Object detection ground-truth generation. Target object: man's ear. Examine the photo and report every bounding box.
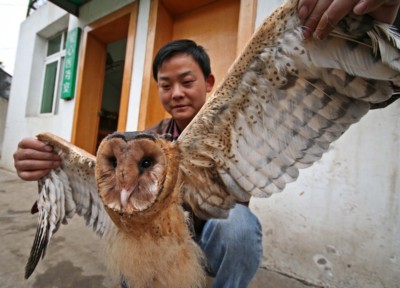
[205,74,215,92]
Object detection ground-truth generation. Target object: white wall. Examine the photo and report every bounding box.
[0,3,75,171]
[252,1,400,287]
[125,0,151,132]
[251,101,400,287]
[256,0,283,27]
[0,97,8,156]
[0,0,140,171]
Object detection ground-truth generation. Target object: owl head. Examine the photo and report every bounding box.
[95,132,180,230]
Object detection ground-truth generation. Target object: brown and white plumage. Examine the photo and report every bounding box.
[25,133,112,278]
[27,132,206,287]
[96,132,205,287]
[178,1,400,218]
[25,0,400,286]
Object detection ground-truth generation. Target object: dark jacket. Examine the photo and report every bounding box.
[145,118,175,136]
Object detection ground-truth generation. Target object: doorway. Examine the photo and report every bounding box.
[138,0,257,130]
[97,39,127,147]
[71,3,137,154]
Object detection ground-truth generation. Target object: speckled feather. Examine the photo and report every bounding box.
[27,132,206,287]
[25,133,113,279]
[178,0,400,219]
[26,0,400,284]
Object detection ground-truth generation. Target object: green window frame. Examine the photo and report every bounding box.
[40,31,67,114]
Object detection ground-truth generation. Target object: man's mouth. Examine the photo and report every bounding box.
[172,105,189,109]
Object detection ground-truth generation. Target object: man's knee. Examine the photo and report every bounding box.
[210,204,263,254]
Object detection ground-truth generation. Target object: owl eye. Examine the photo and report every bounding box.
[139,157,153,172]
[109,156,118,168]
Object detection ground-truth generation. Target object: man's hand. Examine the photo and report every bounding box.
[13,137,61,181]
[298,0,400,39]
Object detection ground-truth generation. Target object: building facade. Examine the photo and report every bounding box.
[0,67,11,157]
[1,1,399,287]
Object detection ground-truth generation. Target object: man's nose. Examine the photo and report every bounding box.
[171,84,184,99]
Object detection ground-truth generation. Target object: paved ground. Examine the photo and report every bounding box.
[0,167,313,288]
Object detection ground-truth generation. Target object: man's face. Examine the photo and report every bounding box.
[157,53,214,130]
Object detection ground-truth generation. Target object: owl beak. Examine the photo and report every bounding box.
[120,187,134,208]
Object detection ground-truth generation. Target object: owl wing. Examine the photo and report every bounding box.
[177,0,400,219]
[25,132,113,279]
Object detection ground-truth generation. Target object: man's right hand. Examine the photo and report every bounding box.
[13,137,61,181]
[299,0,400,39]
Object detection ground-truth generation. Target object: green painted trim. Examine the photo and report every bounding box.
[61,28,82,100]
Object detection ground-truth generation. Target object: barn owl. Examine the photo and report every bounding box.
[25,0,400,286]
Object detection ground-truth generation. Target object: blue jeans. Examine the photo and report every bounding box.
[196,204,263,288]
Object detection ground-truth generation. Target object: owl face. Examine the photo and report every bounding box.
[95,132,169,214]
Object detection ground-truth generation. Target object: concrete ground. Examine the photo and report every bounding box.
[0,168,313,288]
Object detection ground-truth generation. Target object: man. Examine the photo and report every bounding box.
[15,39,264,287]
[144,39,263,287]
[15,0,400,180]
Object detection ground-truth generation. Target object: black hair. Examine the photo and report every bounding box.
[152,39,211,81]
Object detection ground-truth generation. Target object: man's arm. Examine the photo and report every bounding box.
[298,0,400,39]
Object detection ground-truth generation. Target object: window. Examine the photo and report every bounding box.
[40,31,67,114]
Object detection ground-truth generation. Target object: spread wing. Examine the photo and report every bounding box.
[177,0,400,219]
[25,132,113,279]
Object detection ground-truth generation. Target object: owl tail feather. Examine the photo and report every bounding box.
[25,180,50,279]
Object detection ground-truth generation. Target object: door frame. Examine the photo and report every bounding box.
[71,2,138,154]
[137,0,257,130]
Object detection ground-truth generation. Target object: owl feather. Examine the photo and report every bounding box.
[178,0,400,219]
[25,0,400,286]
[24,133,111,279]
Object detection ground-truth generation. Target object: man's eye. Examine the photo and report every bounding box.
[183,80,194,86]
[159,84,170,90]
